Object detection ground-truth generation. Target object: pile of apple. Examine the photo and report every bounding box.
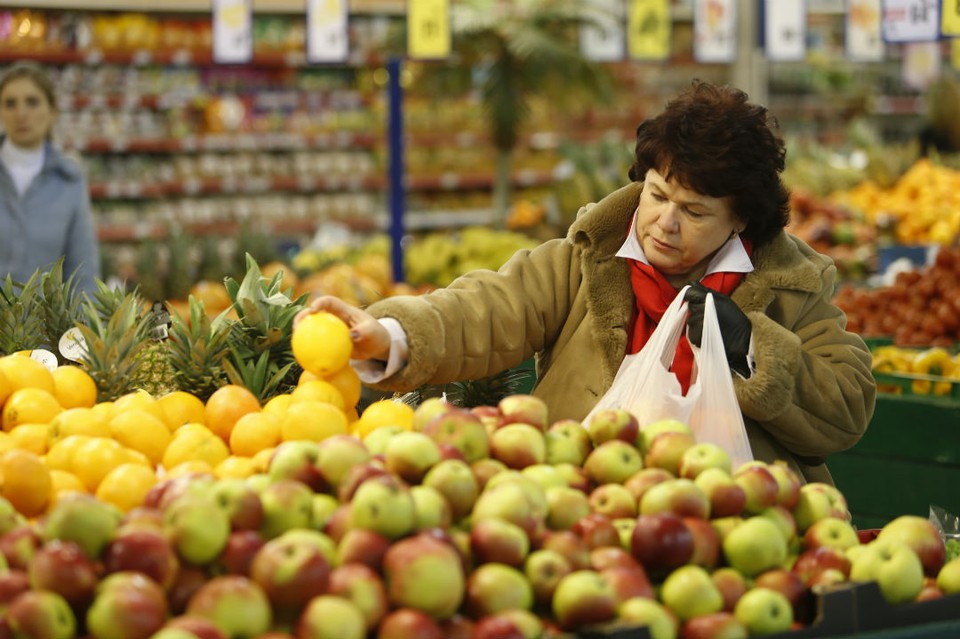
[2,394,960,639]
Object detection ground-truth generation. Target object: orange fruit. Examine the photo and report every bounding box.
[290,379,346,411]
[2,387,62,432]
[214,456,259,479]
[263,394,293,416]
[228,411,282,457]
[48,408,110,443]
[50,366,98,409]
[48,469,87,505]
[204,385,261,442]
[324,365,362,410]
[0,355,56,395]
[279,400,348,443]
[112,390,165,423]
[7,423,49,455]
[0,449,52,517]
[71,438,130,492]
[157,391,206,431]
[354,399,415,438]
[162,428,230,470]
[291,312,353,376]
[96,463,157,512]
[109,409,172,466]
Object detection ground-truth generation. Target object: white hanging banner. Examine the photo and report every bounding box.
[581,0,626,62]
[308,0,349,63]
[881,0,940,42]
[212,0,252,64]
[694,0,737,63]
[902,40,942,89]
[763,0,806,61]
[628,0,671,61]
[847,0,885,61]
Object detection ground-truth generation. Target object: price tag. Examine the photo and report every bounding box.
[847,0,885,61]
[580,0,626,62]
[307,0,349,63]
[408,0,451,60]
[628,0,671,61]
[59,328,88,363]
[694,0,737,63]
[30,349,59,371]
[901,40,941,89]
[881,0,940,42]
[213,0,253,63]
[943,0,960,35]
[763,0,805,61]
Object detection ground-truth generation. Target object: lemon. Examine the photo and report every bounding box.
[279,400,348,443]
[291,312,352,376]
[96,463,157,512]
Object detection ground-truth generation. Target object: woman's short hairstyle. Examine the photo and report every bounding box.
[628,80,790,248]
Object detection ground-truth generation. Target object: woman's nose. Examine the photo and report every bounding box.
[658,203,680,232]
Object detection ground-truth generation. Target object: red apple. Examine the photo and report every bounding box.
[0,569,30,609]
[385,431,443,484]
[630,513,694,574]
[328,563,389,631]
[585,408,639,446]
[589,546,641,572]
[471,458,509,491]
[85,572,169,639]
[601,565,654,602]
[103,528,179,589]
[383,532,465,620]
[733,464,779,515]
[572,513,621,550]
[376,608,445,639]
[6,590,76,639]
[1,526,42,570]
[791,546,852,585]
[539,530,591,570]
[684,516,721,568]
[441,614,475,639]
[875,515,947,577]
[210,478,264,531]
[214,529,266,576]
[497,395,549,431]
[766,461,802,510]
[551,569,618,630]
[523,549,572,607]
[802,516,859,552]
[754,568,813,623]
[489,424,547,469]
[588,484,638,519]
[163,615,229,639]
[421,409,491,464]
[644,431,697,476]
[336,528,391,572]
[266,440,325,491]
[249,533,331,617]
[624,467,675,504]
[640,478,710,519]
[693,468,746,518]
[28,540,100,607]
[337,461,390,502]
[711,567,749,612]
[470,518,530,567]
[167,566,207,615]
[680,611,749,639]
[185,576,272,639]
[465,563,533,618]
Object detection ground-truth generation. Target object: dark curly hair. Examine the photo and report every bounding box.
[628,80,790,248]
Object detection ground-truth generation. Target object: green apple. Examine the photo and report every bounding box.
[589,483,638,520]
[249,533,332,617]
[258,479,315,540]
[936,557,960,594]
[420,409,490,463]
[849,539,924,604]
[266,440,324,491]
[644,431,697,477]
[733,587,794,636]
[585,408,640,447]
[617,597,678,639]
[186,575,272,638]
[466,562,534,618]
[722,517,788,577]
[422,458,479,521]
[638,418,691,453]
[350,475,417,540]
[524,548,573,606]
[551,569,618,630]
[545,430,588,466]
[278,529,338,566]
[793,483,849,532]
[803,516,859,551]
[678,442,732,479]
[583,440,644,485]
[327,562,390,632]
[547,419,594,461]
[875,514,947,577]
[86,571,169,639]
[498,394,549,431]
[489,423,547,469]
[315,434,371,490]
[311,493,341,531]
[361,425,406,456]
[545,485,592,530]
[639,478,710,519]
[472,477,545,540]
[411,485,453,530]
[0,495,25,535]
[163,494,231,566]
[694,467,747,518]
[520,464,568,492]
[383,531,465,619]
[42,493,122,559]
[384,431,442,483]
[210,477,264,531]
[297,594,366,639]
[412,396,455,432]
[659,565,724,621]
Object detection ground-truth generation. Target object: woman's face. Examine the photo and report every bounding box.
[1,77,55,150]
[635,168,742,286]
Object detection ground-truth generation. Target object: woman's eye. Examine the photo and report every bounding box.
[651,193,666,202]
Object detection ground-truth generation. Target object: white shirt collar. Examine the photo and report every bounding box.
[1,138,45,196]
[615,206,754,275]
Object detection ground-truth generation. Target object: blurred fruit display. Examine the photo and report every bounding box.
[786,191,876,281]
[834,246,960,347]
[871,345,960,398]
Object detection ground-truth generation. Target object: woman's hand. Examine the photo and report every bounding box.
[683,282,752,377]
[294,296,392,362]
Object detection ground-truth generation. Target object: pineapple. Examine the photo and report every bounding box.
[221,254,307,401]
[0,271,46,356]
[38,259,88,364]
[166,296,231,402]
[77,282,175,400]
[397,368,536,409]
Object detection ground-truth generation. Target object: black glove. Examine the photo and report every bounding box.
[683,282,752,377]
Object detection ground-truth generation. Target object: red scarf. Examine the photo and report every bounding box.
[626,238,753,395]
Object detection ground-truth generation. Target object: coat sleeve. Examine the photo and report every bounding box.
[734,259,876,458]
[363,238,581,393]
[64,175,101,295]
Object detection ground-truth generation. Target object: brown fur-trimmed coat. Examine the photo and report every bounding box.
[366,182,876,483]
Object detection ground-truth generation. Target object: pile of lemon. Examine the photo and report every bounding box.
[0,311,417,520]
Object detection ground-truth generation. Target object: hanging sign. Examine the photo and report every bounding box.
[847,0,885,61]
[881,0,940,42]
[408,0,451,60]
[307,0,349,63]
[953,38,960,70]
[902,40,941,89]
[694,0,737,63]
[763,0,806,61]
[943,0,960,36]
[628,0,671,61]
[581,0,626,62]
[212,0,252,64]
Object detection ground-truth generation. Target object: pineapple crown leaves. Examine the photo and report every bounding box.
[0,270,46,355]
[223,347,294,403]
[39,259,88,359]
[398,367,537,409]
[167,295,232,397]
[221,254,307,333]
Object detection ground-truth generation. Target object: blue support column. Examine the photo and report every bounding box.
[387,57,406,284]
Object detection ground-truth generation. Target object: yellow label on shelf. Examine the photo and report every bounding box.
[943,0,960,36]
[953,38,960,70]
[628,0,670,60]
[408,0,451,60]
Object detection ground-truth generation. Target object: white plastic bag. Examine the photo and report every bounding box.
[586,286,753,468]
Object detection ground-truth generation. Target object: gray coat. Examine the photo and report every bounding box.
[366,182,876,483]
[0,137,100,294]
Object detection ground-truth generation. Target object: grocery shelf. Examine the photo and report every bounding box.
[0,48,380,68]
[5,0,404,15]
[67,132,380,155]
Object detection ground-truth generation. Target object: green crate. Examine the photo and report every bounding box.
[873,370,960,400]
[830,394,960,530]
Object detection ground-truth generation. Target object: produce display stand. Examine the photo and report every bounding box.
[829,392,960,531]
[569,584,960,639]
